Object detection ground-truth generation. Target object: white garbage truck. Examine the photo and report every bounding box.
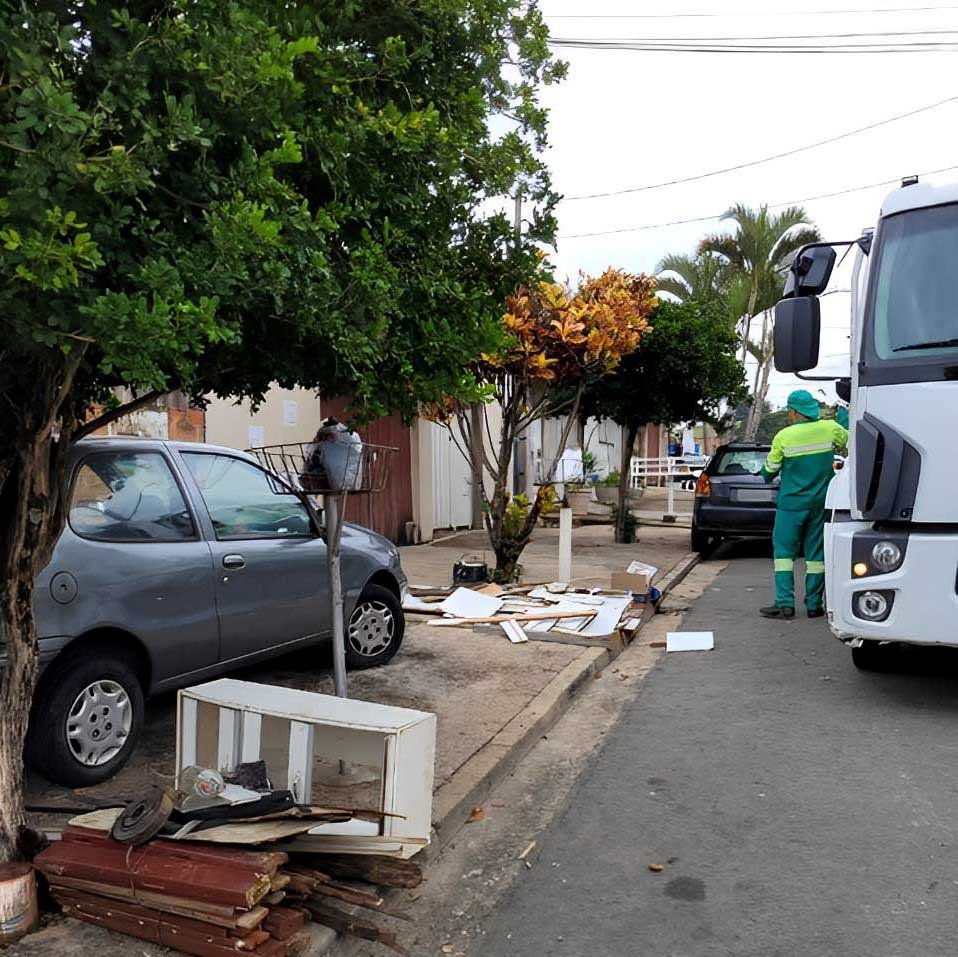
[774,175,958,670]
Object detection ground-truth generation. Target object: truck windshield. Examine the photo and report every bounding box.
[870,203,958,361]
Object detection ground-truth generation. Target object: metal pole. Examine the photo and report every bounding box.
[326,492,348,699]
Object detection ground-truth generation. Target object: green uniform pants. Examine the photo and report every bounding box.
[772,506,826,611]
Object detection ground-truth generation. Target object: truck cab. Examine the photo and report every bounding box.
[774,178,958,669]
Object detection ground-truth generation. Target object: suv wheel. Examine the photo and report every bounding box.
[691,527,716,555]
[346,584,405,670]
[28,649,145,787]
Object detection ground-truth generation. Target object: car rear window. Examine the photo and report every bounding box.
[713,449,767,476]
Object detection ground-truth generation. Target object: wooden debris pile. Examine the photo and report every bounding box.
[34,824,422,956]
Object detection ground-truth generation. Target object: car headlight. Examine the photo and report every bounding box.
[871,541,902,573]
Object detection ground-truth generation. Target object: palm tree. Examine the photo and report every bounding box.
[655,251,727,303]
[699,204,820,440]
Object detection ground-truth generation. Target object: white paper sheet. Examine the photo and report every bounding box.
[666,631,715,652]
[627,560,659,577]
[440,587,503,618]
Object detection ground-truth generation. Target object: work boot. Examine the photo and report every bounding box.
[760,605,795,619]
[807,608,825,619]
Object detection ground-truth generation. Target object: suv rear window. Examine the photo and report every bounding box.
[713,449,767,476]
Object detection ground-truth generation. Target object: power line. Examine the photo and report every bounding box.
[557,164,958,239]
[548,37,958,52]
[546,5,958,17]
[562,95,958,201]
[553,29,958,41]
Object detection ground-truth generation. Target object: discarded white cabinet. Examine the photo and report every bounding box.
[175,678,437,858]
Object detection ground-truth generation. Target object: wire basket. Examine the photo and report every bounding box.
[248,441,397,494]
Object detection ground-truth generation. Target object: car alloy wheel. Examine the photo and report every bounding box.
[347,599,396,658]
[66,679,133,767]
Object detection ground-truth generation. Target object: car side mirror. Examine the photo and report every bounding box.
[782,245,836,298]
[774,296,821,373]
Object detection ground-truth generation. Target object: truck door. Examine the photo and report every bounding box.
[178,451,330,661]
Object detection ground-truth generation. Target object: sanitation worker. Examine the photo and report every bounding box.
[759,390,848,620]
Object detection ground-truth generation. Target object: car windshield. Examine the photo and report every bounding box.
[714,449,766,476]
[871,203,958,359]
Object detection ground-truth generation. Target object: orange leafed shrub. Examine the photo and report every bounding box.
[489,268,655,383]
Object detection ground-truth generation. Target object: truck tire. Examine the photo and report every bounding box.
[690,527,716,555]
[345,584,405,670]
[28,648,145,787]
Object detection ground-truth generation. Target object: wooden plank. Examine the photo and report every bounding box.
[217,707,241,773]
[304,900,408,956]
[262,906,306,941]
[240,711,263,764]
[179,695,198,773]
[287,721,315,804]
[35,840,271,908]
[295,854,422,889]
[428,609,597,627]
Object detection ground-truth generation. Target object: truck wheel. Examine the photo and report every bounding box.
[851,641,892,672]
[346,584,405,670]
[28,649,144,787]
[690,528,715,555]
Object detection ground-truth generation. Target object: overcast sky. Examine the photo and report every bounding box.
[535,0,958,407]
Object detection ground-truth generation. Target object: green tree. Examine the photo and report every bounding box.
[655,251,728,304]
[580,299,746,542]
[699,205,819,440]
[0,0,563,859]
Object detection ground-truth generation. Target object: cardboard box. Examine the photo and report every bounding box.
[610,560,658,596]
[610,570,653,595]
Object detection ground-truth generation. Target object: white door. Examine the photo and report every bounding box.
[432,422,473,529]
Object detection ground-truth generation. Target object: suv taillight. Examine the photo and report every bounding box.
[695,473,711,497]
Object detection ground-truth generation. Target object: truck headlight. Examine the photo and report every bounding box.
[853,589,894,622]
[871,541,902,573]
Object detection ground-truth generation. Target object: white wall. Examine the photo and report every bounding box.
[204,385,323,450]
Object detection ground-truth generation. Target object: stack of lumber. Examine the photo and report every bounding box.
[34,825,305,956]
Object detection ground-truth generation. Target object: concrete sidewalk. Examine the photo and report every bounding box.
[19,523,693,956]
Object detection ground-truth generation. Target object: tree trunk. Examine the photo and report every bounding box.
[468,405,484,531]
[0,430,69,860]
[744,314,773,441]
[615,422,639,544]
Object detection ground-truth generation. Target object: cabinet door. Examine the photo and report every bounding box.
[180,451,329,661]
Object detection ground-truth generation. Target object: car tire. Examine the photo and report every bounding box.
[28,648,145,788]
[850,640,892,672]
[345,584,405,670]
[690,528,715,555]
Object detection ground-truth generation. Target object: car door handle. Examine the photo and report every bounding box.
[222,554,246,570]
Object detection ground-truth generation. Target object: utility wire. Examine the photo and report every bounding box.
[553,29,958,40]
[562,95,958,201]
[546,5,958,17]
[557,164,958,239]
[548,37,958,52]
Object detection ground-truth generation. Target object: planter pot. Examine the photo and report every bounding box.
[594,486,644,506]
[566,488,594,515]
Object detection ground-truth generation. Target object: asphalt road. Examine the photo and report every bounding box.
[478,548,958,957]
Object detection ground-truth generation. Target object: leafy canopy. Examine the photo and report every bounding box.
[0,0,565,430]
[581,298,746,432]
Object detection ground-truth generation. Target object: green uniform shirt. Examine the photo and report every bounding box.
[761,418,848,510]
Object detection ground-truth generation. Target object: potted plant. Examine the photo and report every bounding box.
[594,470,644,506]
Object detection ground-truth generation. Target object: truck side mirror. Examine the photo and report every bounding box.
[782,245,836,298]
[774,296,821,373]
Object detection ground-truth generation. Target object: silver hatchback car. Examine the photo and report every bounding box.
[27,437,407,788]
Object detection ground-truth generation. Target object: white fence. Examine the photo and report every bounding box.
[630,455,710,517]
